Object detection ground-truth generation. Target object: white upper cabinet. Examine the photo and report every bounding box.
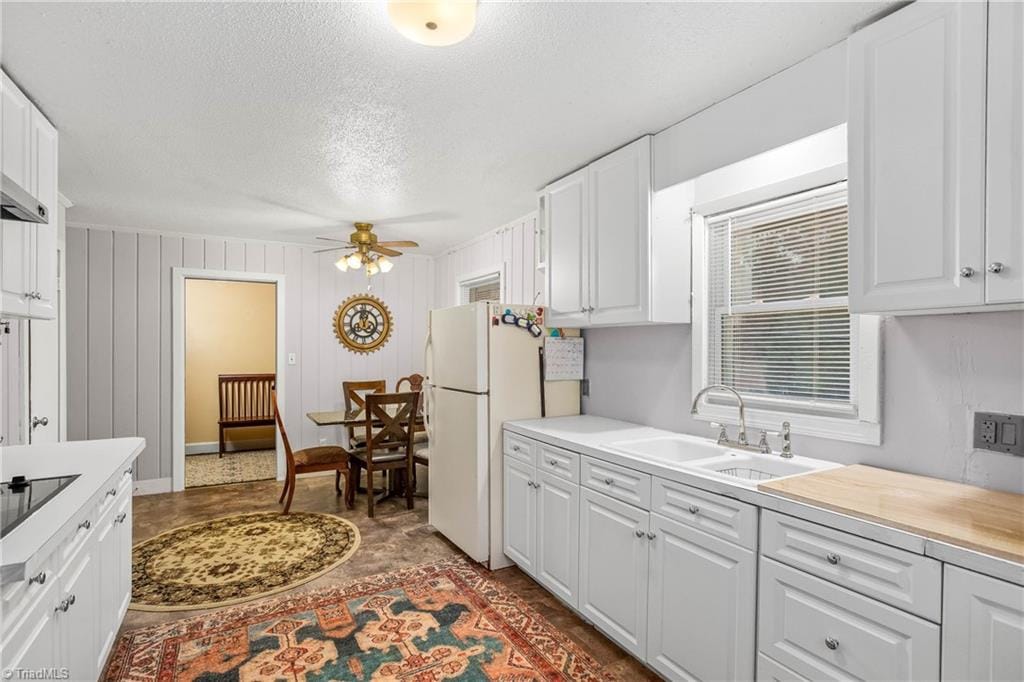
[985,1,1024,304]
[1,69,59,320]
[542,136,690,327]
[544,167,589,326]
[849,1,988,313]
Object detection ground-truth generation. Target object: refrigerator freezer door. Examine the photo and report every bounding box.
[428,387,490,562]
[427,303,488,393]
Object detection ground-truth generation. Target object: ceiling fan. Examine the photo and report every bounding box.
[314,222,419,275]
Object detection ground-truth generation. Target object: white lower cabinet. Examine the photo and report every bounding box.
[59,549,100,680]
[503,456,537,573]
[535,470,579,606]
[646,512,756,681]
[579,486,650,658]
[942,565,1024,682]
[758,557,940,681]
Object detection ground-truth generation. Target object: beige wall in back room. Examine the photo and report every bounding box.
[185,279,277,447]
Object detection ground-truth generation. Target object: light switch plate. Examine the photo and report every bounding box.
[288,352,297,365]
[973,412,1024,456]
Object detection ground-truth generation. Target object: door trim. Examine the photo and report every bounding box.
[171,268,286,492]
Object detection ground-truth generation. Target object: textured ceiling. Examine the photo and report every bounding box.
[1,2,892,254]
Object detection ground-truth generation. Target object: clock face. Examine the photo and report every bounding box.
[333,294,393,354]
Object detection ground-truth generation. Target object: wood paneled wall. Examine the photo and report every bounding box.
[434,212,540,309]
[66,225,433,483]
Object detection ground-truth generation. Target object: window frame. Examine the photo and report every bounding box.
[690,131,881,446]
[457,266,505,305]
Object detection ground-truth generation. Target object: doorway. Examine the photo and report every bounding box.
[172,269,286,492]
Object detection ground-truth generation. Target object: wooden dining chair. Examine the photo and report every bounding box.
[396,374,429,493]
[347,391,419,518]
[272,391,354,514]
[342,380,386,449]
[395,373,424,392]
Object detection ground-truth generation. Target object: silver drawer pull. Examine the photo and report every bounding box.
[547,458,558,466]
[78,519,91,531]
[826,553,841,565]
[106,488,117,497]
[115,512,127,524]
[634,528,645,537]
[124,465,133,476]
[603,477,614,485]
[646,531,656,540]
[511,445,521,452]
[30,571,46,585]
[55,598,71,613]
[688,505,700,514]
[825,637,839,650]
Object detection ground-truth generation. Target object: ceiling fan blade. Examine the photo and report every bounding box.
[375,240,419,248]
[313,246,355,254]
[371,245,402,257]
[316,236,353,244]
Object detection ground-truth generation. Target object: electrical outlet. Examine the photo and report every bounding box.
[288,352,297,365]
[974,412,1024,456]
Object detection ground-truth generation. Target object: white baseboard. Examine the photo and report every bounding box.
[133,477,172,496]
[185,439,275,455]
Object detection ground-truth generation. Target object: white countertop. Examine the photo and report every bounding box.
[1,437,145,583]
[505,415,1024,586]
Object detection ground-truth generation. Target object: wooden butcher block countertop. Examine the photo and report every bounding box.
[760,464,1024,564]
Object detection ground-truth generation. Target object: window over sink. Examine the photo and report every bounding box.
[691,127,881,445]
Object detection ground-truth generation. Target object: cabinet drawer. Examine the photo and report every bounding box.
[537,444,579,483]
[651,477,757,550]
[757,654,808,682]
[0,556,54,641]
[760,511,941,621]
[503,431,536,465]
[758,558,939,681]
[581,456,650,509]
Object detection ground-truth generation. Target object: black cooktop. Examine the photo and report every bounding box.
[0,474,80,539]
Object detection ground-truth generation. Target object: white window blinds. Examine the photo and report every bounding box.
[467,278,501,303]
[705,182,853,415]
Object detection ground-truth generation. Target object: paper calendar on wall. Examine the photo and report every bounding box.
[544,337,584,381]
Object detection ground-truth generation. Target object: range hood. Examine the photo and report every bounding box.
[1,173,48,223]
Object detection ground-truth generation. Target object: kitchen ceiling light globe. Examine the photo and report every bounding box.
[387,0,477,47]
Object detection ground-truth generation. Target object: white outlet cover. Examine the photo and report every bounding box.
[288,352,297,365]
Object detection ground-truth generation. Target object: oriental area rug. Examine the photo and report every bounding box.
[130,511,360,611]
[106,556,609,681]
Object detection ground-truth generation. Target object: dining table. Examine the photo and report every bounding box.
[305,405,424,428]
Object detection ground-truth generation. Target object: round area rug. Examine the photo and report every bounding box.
[130,511,360,612]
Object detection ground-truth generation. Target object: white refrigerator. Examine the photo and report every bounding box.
[424,302,580,569]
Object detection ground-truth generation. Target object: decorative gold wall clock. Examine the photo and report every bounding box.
[333,294,393,354]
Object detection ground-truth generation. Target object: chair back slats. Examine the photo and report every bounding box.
[364,391,419,456]
[342,380,386,440]
[395,374,424,392]
[218,373,277,423]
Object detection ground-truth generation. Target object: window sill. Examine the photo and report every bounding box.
[692,402,881,446]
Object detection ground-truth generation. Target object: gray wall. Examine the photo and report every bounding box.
[65,225,434,483]
[582,312,1024,494]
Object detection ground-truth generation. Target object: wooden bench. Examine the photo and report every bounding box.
[218,373,276,456]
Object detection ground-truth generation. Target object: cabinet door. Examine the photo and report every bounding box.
[59,550,100,682]
[1,221,30,315]
[942,565,1024,682]
[96,509,121,670]
[2,72,33,192]
[849,1,988,312]
[579,487,649,658]
[588,136,650,325]
[985,0,1024,304]
[116,492,133,618]
[2,579,62,673]
[544,168,589,326]
[535,470,579,608]
[502,456,536,574]
[647,513,756,681]
[29,110,58,318]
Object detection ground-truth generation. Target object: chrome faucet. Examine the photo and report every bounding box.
[691,385,749,446]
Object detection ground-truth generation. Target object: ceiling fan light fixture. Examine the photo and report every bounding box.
[335,256,349,272]
[366,260,381,276]
[377,256,394,273]
[347,253,364,269]
[387,0,477,47]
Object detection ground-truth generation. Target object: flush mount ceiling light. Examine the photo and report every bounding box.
[387,0,477,47]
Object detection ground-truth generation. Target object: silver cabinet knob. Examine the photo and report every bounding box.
[106,488,117,497]
[124,465,133,476]
[960,266,976,278]
[988,262,1005,274]
[825,637,839,650]
[603,477,614,485]
[547,458,557,466]
[55,598,71,613]
[30,571,46,585]
[511,445,520,452]
[635,528,645,537]
[78,519,91,531]
[688,505,700,514]
[115,512,127,524]
[646,531,657,540]
[826,553,841,565]
[31,416,49,429]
